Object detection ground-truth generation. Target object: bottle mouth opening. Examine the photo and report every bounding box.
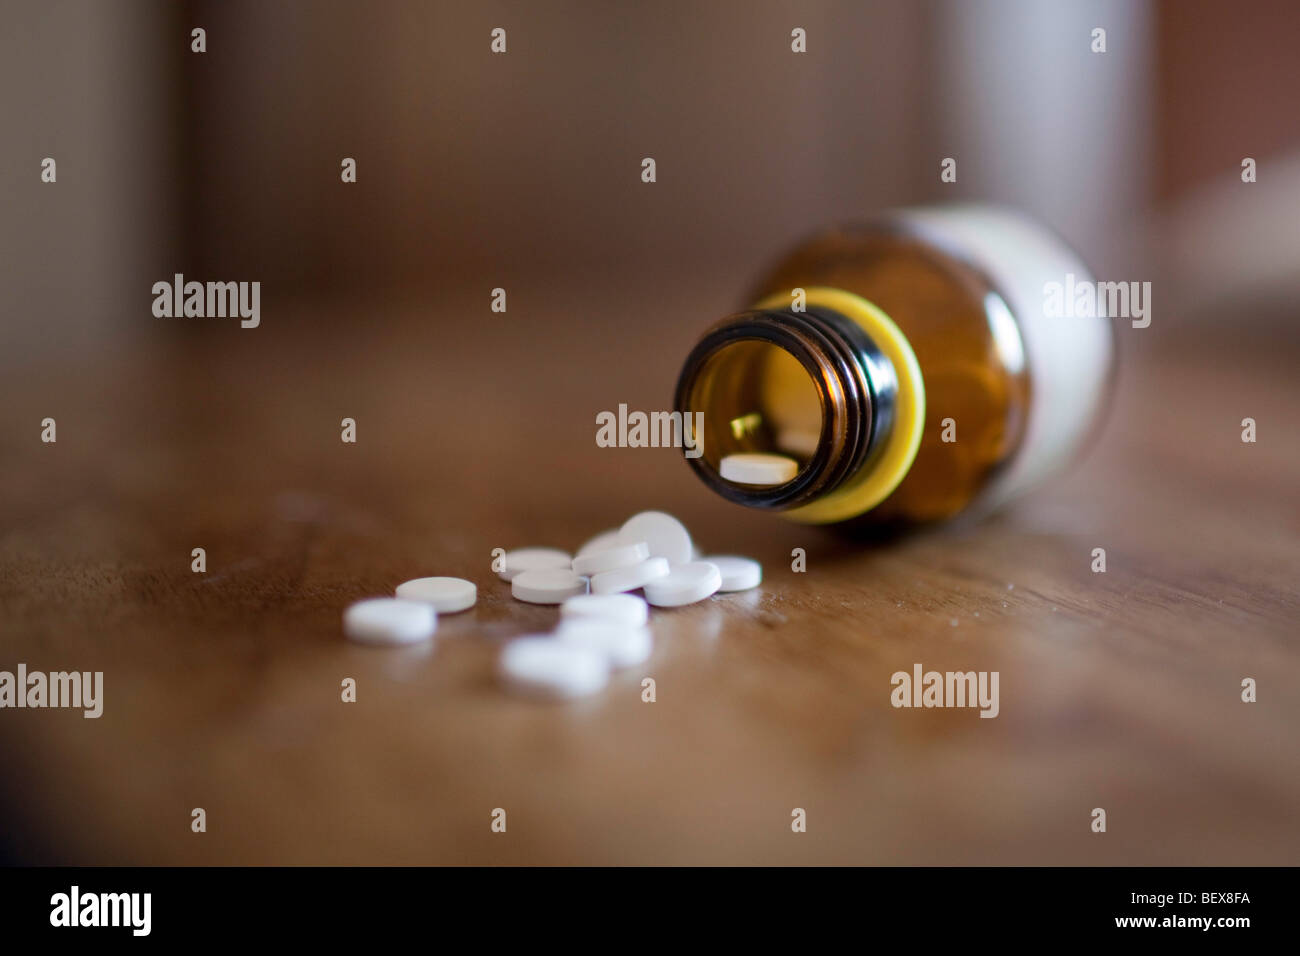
[675,308,892,510]
[687,337,825,487]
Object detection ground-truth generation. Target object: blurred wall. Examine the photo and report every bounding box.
[1155,0,1300,200]
[0,0,183,365]
[1149,0,1300,322]
[928,0,1153,273]
[183,0,934,298]
[182,0,1160,299]
[5,0,1298,356]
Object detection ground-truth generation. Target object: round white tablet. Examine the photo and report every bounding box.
[572,540,649,576]
[590,556,670,595]
[498,636,610,699]
[702,555,762,592]
[576,529,621,558]
[643,561,722,607]
[394,576,477,613]
[719,452,799,485]
[511,568,588,604]
[618,511,693,566]
[344,598,437,645]
[496,547,572,582]
[561,593,650,628]
[556,618,653,668]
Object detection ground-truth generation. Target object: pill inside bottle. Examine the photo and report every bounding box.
[688,338,824,491]
[719,452,799,485]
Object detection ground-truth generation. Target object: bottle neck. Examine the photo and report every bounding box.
[674,305,898,510]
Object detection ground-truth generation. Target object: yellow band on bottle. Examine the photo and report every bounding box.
[754,287,925,524]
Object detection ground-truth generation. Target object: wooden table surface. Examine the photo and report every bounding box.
[2,276,1297,865]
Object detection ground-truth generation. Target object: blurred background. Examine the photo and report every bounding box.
[4,0,1299,366]
[1,1,1298,867]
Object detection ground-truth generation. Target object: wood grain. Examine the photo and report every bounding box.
[1,279,1297,865]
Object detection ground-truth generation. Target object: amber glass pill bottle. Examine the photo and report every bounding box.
[674,205,1114,528]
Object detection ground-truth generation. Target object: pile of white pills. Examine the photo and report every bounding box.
[341,576,477,646]
[342,510,762,701]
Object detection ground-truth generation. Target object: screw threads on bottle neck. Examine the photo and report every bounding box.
[674,305,897,510]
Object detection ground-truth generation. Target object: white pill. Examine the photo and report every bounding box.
[576,529,621,558]
[561,593,650,628]
[643,561,722,607]
[618,511,693,566]
[702,555,763,592]
[496,547,572,582]
[499,636,610,699]
[344,598,437,645]
[556,618,653,668]
[719,452,799,485]
[511,568,588,604]
[572,540,649,576]
[590,556,671,595]
[394,576,477,612]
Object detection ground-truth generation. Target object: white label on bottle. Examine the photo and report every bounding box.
[896,205,1114,507]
